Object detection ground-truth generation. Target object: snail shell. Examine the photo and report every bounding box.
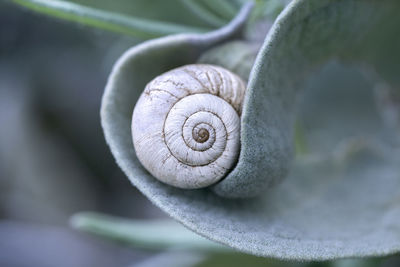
[132,64,246,189]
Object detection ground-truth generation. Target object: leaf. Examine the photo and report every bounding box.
[197,40,259,80]
[71,212,230,252]
[12,0,211,39]
[198,0,238,21]
[217,0,400,197]
[101,0,400,261]
[180,0,228,28]
[67,0,217,28]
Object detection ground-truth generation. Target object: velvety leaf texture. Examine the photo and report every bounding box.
[102,0,400,260]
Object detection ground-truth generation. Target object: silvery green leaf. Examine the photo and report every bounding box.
[101,0,400,260]
[215,0,400,198]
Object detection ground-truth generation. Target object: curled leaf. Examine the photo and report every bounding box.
[101,0,400,260]
[216,0,400,197]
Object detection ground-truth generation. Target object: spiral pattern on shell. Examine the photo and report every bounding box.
[132,64,246,189]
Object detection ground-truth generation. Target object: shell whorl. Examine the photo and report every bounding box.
[132,64,246,189]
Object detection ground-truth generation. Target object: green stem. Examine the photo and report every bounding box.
[12,0,211,39]
[70,212,231,252]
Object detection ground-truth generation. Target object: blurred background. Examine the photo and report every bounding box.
[1,1,400,266]
[0,1,168,266]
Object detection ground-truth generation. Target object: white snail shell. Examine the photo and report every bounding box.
[132,64,246,189]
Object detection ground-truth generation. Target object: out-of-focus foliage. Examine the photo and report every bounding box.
[0,2,162,265]
[71,212,230,252]
[11,0,212,38]
[11,0,288,39]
